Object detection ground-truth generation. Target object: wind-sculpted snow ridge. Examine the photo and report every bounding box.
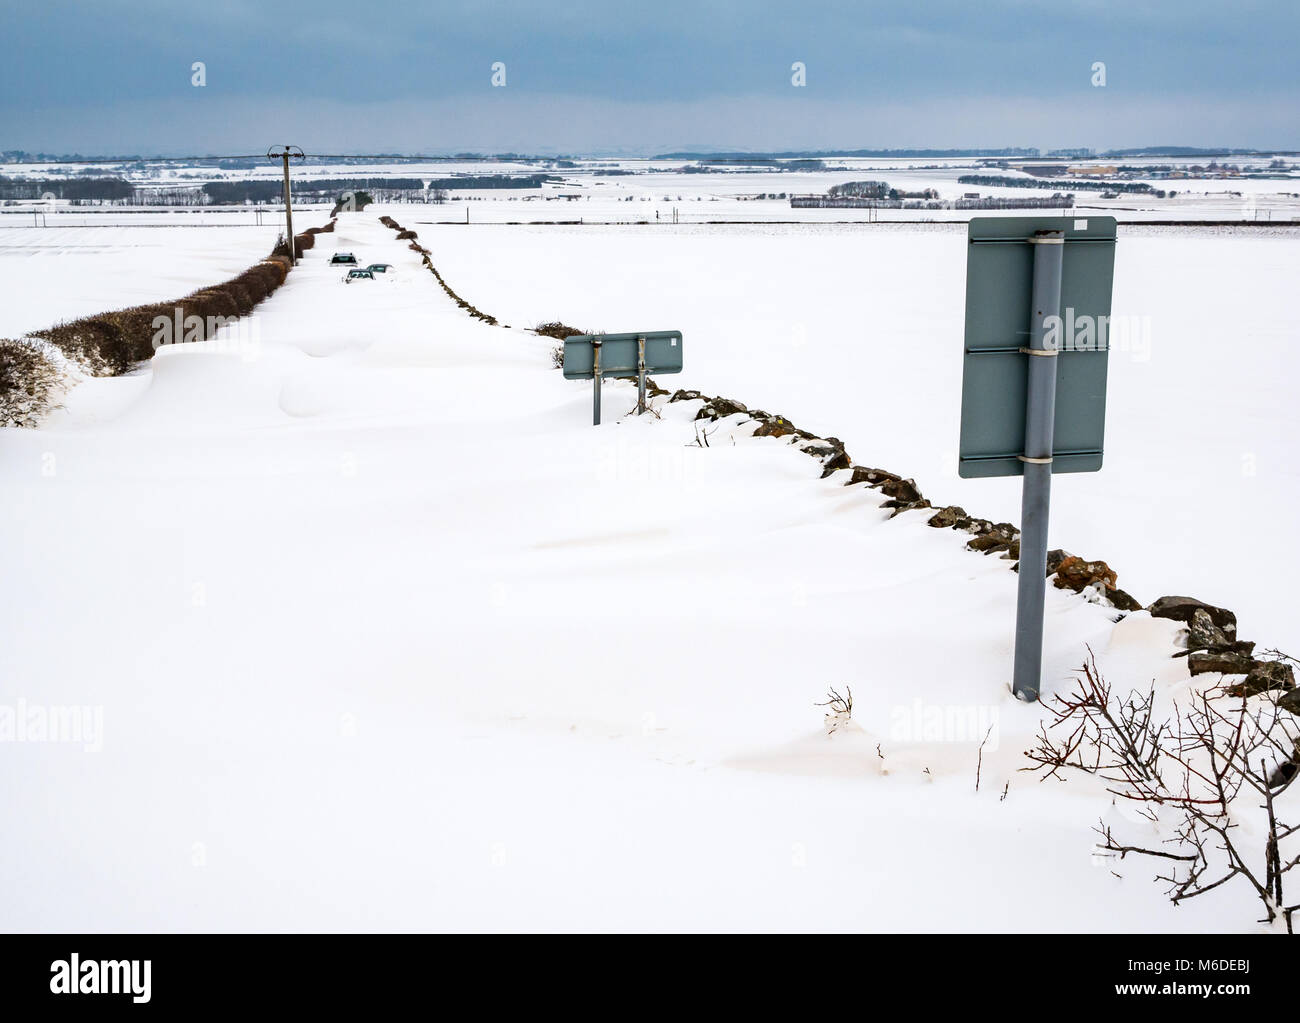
[376,206,1293,707]
[666,385,1295,697]
[0,219,337,428]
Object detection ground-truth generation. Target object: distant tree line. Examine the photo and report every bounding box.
[674,159,828,173]
[829,180,890,198]
[957,174,1167,197]
[655,148,1040,159]
[0,176,134,200]
[424,174,558,189]
[793,195,1074,210]
[300,177,426,191]
[201,181,286,203]
[828,180,940,200]
[2,173,562,206]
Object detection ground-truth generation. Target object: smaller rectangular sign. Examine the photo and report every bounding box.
[562,331,683,380]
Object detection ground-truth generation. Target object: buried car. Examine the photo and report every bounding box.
[343,269,374,283]
[366,263,393,275]
[330,252,359,265]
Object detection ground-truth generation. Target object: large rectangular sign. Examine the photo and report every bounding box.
[958,216,1117,478]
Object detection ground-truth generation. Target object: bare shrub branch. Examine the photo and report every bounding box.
[1025,648,1300,930]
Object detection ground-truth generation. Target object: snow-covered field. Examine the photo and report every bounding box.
[421,218,1300,656]
[0,207,1294,932]
[0,223,287,338]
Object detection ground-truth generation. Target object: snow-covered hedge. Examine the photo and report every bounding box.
[0,337,75,427]
[1,220,338,428]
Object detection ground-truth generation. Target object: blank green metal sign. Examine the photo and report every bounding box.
[564,330,683,425]
[958,216,1117,478]
[562,331,683,380]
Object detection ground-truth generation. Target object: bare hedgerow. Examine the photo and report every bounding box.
[31,248,292,380]
[533,323,588,370]
[1024,650,1300,930]
[0,337,70,427]
[3,231,311,428]
[533,321,587,340]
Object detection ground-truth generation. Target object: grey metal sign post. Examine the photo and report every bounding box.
[1014,230,1065,704]
[958,216,1117,702]
[592,336,603,425]
[636,335,647,414]
[563,331,684,425]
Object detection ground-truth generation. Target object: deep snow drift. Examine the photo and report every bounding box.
[0,211,1284,931]
[0,222,286,339]
[425,220,1300,656]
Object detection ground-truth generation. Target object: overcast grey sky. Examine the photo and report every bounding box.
[3,0,1297,154]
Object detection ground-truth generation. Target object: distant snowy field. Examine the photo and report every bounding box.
[0,223,287,338]
[4,154,1297,230]
[423,218,1300,656]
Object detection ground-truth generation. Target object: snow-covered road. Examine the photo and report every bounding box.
[0,212,1236,931]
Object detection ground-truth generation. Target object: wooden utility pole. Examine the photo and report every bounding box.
[267,145,304,264]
